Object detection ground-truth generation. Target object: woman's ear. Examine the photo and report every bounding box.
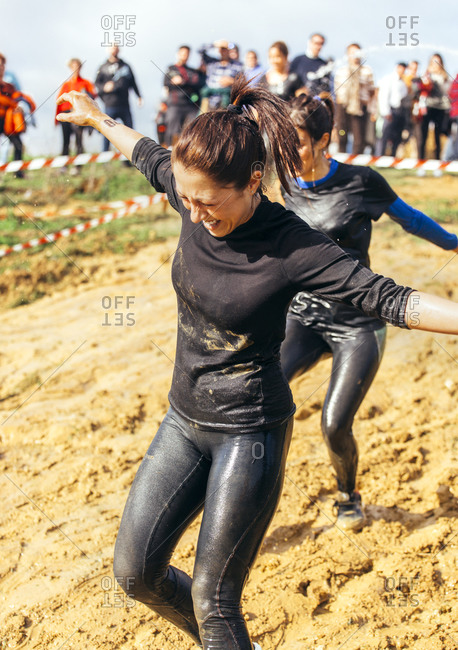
[318,132,331,150]
[249,167,264,193]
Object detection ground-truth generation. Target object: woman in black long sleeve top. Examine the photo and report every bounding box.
[56,77,458,650]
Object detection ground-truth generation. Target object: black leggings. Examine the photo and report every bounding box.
[281,318,386,493]
[0,118,23,160]
[420,108,446,160]
[61,122,84,155]
[114,407,293,649]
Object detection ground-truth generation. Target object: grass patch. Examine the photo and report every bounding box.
[9,291,46,308]
[0,212,80,246]
[413,200,458,223]
[1,163,454,311]
[377,169,458,224]
[0,161,154,208]
[0,204,179,258]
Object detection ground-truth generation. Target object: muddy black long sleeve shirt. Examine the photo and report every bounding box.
[133,138,414,432]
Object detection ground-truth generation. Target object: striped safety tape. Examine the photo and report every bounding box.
[333,153,458,173]
[0,151,126,174]
[0,194,166,258]
[23,195,168,219]
[2,151,458,175]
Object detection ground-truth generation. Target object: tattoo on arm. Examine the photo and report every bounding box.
[104,119,118,127]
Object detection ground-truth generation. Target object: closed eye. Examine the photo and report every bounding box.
[177,194,215,208]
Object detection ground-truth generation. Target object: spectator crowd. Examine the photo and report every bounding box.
[1,35,458,175]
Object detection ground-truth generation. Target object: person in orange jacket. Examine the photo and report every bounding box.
[56,59,96,155]
[0,52,35,176]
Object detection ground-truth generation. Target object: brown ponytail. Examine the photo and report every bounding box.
[172,74,301,194]
[289,92,334,143]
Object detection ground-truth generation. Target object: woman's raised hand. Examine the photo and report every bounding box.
[56,91,103,127]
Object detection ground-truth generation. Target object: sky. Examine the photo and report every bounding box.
[2,0,458,156]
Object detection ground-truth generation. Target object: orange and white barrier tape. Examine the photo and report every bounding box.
[0,151,126,174]
[333,153,458,173]
[0,194,166,258]
[2,151,458,175]
[28,196,168,219]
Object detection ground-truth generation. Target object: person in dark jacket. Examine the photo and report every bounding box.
[290,33,332,96]
[95,45,143,151]
[163,45,201,146]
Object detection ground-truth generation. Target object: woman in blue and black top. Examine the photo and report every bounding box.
[281,93,458,532]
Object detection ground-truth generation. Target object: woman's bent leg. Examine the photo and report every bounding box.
[281,317,330,381]
[321,327,387,494]
[192,419,294,649]
[113,409,210,645]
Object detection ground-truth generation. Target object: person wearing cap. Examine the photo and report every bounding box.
[200,40,243,110]
[55,58,96,156]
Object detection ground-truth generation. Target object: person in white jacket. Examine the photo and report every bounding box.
[377,62,409,156]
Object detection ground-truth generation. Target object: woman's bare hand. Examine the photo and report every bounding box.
[56,91,104,128]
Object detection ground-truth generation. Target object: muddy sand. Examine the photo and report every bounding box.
[0,189,457,649]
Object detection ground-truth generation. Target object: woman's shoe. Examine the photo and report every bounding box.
[333,491,365,531]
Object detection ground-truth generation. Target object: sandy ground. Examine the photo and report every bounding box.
[0,179,457,649]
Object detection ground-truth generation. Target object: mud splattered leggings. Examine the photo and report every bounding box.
[113,407,293,649]
[281,317,386,494]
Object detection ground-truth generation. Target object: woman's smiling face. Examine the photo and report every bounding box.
[173,163,261,237]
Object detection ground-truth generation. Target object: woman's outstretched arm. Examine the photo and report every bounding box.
[405,291,458,334]
[387,198,458,252]
[56,91,146,161]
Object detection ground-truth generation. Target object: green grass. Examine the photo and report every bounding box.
[0,160,180,257]
[0,163,455,310]
[0,160,154,207]
[377,169,458,224]
[9,291,46,309]
[0,209,180,266]
[0,212,80,246]
[418,200,458,223]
